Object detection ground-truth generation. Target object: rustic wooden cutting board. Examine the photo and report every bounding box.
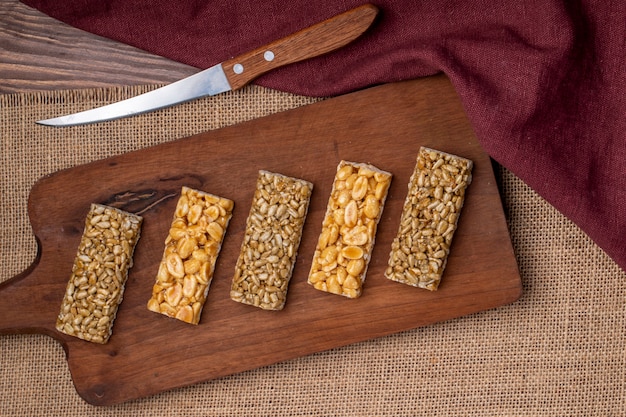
[0,75,521,405]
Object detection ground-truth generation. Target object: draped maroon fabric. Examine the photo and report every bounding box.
[21,0,626,271]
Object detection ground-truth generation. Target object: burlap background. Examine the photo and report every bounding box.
[1,85,624,416]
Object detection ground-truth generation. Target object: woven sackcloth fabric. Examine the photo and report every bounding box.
[1,85,624,416]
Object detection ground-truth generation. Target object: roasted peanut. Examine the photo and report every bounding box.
[308,161,391,299]
[147,187,233,324]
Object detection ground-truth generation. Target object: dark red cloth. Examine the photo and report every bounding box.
[21,0,626,271]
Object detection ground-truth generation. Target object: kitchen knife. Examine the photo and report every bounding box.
[37,4,378,127]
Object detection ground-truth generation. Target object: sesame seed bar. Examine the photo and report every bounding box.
[385,147,473,290]
[56,204,142,344]
[230,171,313,310]
[308,161,392,299]
[147,186,233,324]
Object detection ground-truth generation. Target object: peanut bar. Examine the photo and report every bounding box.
[308,161,392,298]
[385,147,472,290]
[147,186,233,324]
[56,204,142,344]
[230,171,313,310]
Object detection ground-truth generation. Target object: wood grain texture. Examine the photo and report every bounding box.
[0,0,197,93]
[0,76,521,405]
[222,4,378,90]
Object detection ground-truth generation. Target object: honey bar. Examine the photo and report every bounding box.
[56,204,142,344]
[147,186,233,324]
[308,161,392,298]
[385,147,473,290]
[230,171,313,310]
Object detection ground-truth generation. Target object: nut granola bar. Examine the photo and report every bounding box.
[147,186,233,324]
[230,171,313,310]
[385,147,472,290]
[308,161,392,298]
[56,204,142,344]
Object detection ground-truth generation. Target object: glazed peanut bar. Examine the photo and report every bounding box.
[308,161,392,298]
[385,147,472,290]
[147,186,233,324]
[56,204,142,344]
[231,171,313,310]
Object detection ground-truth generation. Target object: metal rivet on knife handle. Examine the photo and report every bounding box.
[221,3,378,90]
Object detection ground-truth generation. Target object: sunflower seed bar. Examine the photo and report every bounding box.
[147,186,233,324]
[230,171,313,310]
[308,161,392,298]
[385,147,473,290]
[56,204,142,344]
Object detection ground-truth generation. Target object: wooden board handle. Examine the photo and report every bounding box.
[0,244,60,337]
[222,4,378,90]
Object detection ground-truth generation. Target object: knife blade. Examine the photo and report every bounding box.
[37,4,378,127]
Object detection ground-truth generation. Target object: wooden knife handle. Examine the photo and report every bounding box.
[222,4,378,90]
